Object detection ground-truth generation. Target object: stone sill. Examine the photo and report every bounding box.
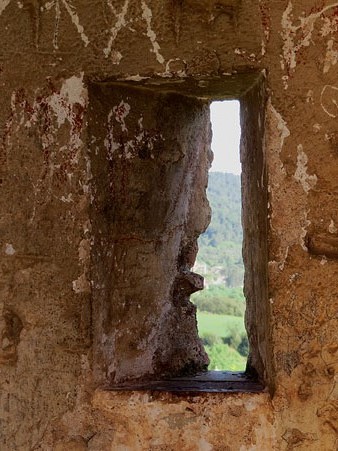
[106,371,265,394]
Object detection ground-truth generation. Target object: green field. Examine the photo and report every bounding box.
[197,311,248,371]
[197,311,246,337]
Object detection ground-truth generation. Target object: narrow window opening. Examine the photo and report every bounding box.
[90,76,268,392]
[192,100,249,372]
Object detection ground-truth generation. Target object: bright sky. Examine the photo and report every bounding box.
[210,100,241,175]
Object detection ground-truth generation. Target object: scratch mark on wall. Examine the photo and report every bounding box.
[61,0,89,46]
[104,0,129,58]
[141,0,165,65]
[72,235,91,294]
[300,211,311,251]
[104,0,165,65]
[43,0,89,49]
[281,1,338,88]
[294,145,317,194]
[320,85,338,118]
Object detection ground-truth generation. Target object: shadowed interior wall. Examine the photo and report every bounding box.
[89,83,211,384]
[240,79,271,388]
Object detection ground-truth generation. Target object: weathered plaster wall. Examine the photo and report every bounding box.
[0,1,337,450]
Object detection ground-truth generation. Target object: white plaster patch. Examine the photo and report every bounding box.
[141,0,165,65]
[197,438,213,451]
[268,103,289,177]
[320,14,338,37]
[267,102,312,263]
[72,273,91,293]
[4,243,15,255]
[0,0,11,15]
[123,74,149,82]
[281,2,338,86]
[329,219,337,234]
[306,90,314,104]
[245,398,261,412]
[313,123,321,133]
[60,193,73,203]
[59,73,87,107]
[294,145,317,194]
[111,49,123,64]
[78,238,90,263]
[273,106,290,151]
[45,73,87,130]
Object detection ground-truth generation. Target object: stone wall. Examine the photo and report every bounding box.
[0,1,337,449]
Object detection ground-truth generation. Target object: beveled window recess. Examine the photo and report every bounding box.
[88,72,271,392]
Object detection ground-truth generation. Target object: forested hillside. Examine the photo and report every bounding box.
[192,172,248,371]
[195,171,244,288]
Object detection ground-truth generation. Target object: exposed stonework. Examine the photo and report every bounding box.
[0,1,337,450]
[89,83,212,384]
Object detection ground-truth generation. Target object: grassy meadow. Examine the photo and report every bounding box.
[196,311,247,371]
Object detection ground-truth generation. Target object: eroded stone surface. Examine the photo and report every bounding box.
[89,84,211,384]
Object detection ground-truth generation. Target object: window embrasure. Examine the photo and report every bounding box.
[88,73,270,392]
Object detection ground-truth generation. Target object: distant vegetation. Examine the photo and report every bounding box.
[192,172,248,371]
[197,171,244,288]
[193,286,245,317]
[197,312,248,370]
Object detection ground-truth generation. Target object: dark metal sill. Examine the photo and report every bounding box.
[108,371,265,393]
